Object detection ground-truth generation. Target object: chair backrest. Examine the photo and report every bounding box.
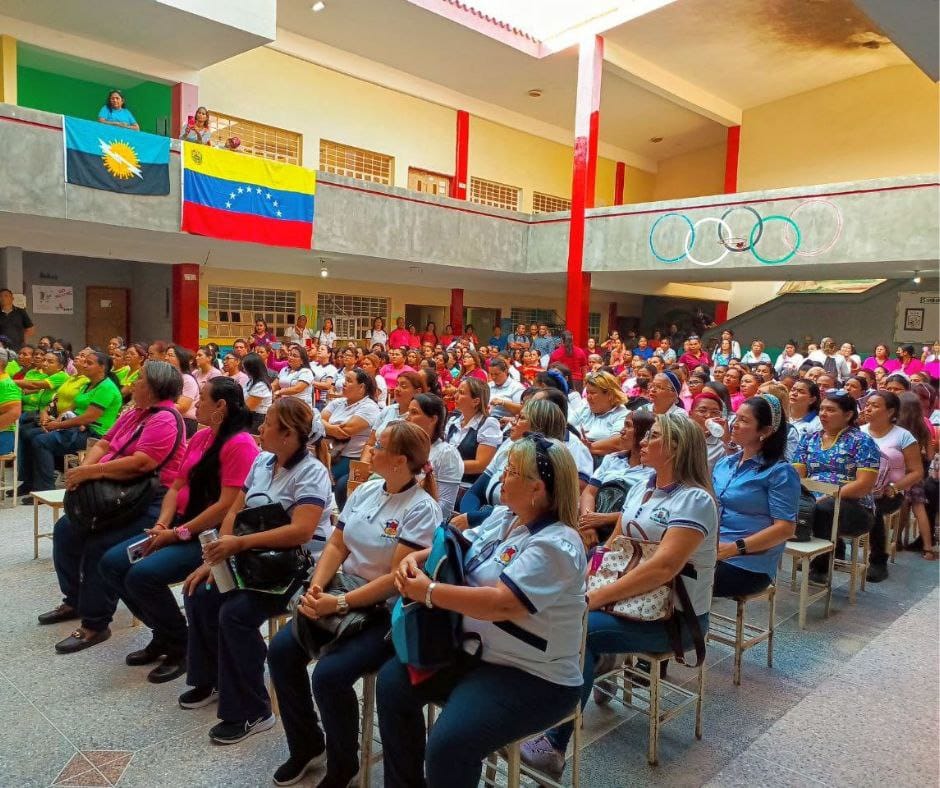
[802,478,842,543]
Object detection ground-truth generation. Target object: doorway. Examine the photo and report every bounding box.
[405,304,447,337]
[86,287,129,350]
[464,308,499,340]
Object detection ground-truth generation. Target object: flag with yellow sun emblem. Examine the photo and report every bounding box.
[64,116,170,195]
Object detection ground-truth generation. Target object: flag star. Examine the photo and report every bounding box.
[229,192,236,199]
[255,187,262,194]
[265,192,272,199]
[237,187,243,194]
[276,210,282,218]
[272,200,279,208]
[225,201,231,209]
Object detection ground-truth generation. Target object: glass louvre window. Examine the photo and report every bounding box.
[470,176,521,211]
[319,139,394,185]
[589,312,601,339]
[316,293,390,342]
[207,286,299,340]
[532,191,572,213]
[208,111,302,165]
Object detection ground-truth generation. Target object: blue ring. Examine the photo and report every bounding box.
[649,213,694,264]
[749,215,800,265]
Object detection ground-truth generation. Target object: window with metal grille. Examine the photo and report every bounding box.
[319,139,394,185]
[589,312,601,340]
[532,191,571,213]
[317,293,390,342]
[207,286,299,341]
[510,308,563,334]
[470,176,521,211]
[208,112,302,165]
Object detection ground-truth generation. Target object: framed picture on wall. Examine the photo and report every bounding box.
[904,308,925,332]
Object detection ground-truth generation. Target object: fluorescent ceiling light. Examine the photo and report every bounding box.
[311,1,326,12]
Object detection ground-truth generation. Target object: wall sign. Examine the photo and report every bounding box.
[894,291,938,343]
[32,285,74,315]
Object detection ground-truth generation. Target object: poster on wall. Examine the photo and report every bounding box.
[32,285,74,315]
[894,291,939,344]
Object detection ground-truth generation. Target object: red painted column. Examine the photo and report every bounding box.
[449,288,464,335]
[565,35,603,349]
[451,110,469,200]
[172,263,200,348]
[171,83,199,138]
[614,161,626,205]
[723,125,741,194]
[714,302,729,325]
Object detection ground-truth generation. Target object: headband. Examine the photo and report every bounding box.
[545,368,569,395]
[661,370,682,399]
[308,413,326,443]
[760,393,782,431]
[692,391,724,409]
[523,432,556,497]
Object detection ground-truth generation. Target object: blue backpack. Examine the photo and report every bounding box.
[391,524,480,673]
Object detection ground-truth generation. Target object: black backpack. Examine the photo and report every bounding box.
[594,478,635,542]
[789,486,816,542]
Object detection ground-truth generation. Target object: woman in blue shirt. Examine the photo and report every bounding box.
[98,90,139,130]
[712,395,801,597]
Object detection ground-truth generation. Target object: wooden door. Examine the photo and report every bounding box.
[86,287,129,349]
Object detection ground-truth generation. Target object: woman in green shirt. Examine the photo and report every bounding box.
[0,349,23,455]
[19,349,124,496]
[16,351,68,414]
[119,343,148,402]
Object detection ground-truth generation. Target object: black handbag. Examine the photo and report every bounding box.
[789,486,817,542]
[594,477,635,542]
[64,407,183,535]
[231,499,310,592]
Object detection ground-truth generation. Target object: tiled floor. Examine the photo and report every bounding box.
[1,500,936,787]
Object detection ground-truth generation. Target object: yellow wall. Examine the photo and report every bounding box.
[652,143,726,201]
[199,47,455,189]
[739,65,940,191]
[623,166,656,204]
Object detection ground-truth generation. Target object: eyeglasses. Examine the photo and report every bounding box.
[373,440,385,451]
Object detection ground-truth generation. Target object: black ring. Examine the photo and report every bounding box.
[718,206,763,252]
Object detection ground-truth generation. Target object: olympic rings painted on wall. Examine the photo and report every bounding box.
[785,198,843,256]
[750,215,801,265]
[685,217,732,266]
[649,213,695,263]
[718,205,763,252]
[648,198,843,266]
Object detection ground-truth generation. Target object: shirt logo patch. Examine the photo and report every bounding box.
[382,520,400,540]
[495,546,517,566]
[650,506,670,525]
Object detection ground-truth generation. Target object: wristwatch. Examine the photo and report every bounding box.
[174,526,192,541]
[335,593,349,616]
[735,538,748,555]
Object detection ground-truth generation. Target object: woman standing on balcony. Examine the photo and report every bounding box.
[98,90,139,131]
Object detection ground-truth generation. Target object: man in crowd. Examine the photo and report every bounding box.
[531,324,556,360]
[679,334,711,372]
[232,338,249,359]
[488,357,525,420]
[0,288,34,351]
[488,324,507,352]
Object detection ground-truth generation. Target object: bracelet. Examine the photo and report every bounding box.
[425,581,437,609]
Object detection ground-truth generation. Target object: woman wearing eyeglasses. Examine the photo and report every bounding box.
[521,414,717,780]
[377,433,586,788]
[643,371,688,418]
[688,391,733,472]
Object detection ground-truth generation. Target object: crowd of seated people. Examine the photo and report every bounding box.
[1,316,934,787]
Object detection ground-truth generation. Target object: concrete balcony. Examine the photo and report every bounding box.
[0,104,936,289]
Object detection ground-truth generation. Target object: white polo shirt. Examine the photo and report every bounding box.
[243,379,272,415]
[462,507,586,686]
[488,377,525,420]
[619,477,718,616]
[310,362,338,405]
[564,431,595,483]
[371,402,402,438]
[338,478,442,584]
[445,413,503,451]
[577,404,628,442]
[588,453,653,489]
[242,451,332,541]
[323,396,382,457]
[277,366,314,408]
[429,439,464,518]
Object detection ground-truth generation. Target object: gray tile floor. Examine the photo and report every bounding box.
[1,500,936,787]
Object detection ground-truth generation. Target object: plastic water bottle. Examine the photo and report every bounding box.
[705,418,725,439]
[198,529,236,593]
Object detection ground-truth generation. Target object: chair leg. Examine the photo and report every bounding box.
[790,554,797,590]
[572,707,582,788]
[33,498,40,560]
[358,674,376,788]
[733,598,744,686]
[847,538,859,604]
[695,662,705,740]
[860,536,869,591]
[798,557,809,629]
[506,743,522,788]
[483,755,497,786]
[766,586,776,669]
[647,658,660,766]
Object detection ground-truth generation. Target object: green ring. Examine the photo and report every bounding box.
[750,215,800,265]
[649,213,694,264]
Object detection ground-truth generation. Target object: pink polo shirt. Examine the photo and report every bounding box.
[100,400,187,488]
[174,429,259,516]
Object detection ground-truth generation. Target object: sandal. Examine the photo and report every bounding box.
[922,550,938,561]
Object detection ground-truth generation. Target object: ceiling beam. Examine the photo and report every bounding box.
[603,40,742,127]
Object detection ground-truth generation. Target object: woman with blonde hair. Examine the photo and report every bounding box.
[267,420,441,787]
[445,376,502,487]
[377,433,586,788]
[576,370,629,459]
[522,414,717,780]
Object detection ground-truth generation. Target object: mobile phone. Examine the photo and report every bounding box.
[126,537,150,564]
[271,341,282,350]
[187,114,195,126]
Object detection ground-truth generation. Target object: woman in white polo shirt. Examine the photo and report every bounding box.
[271,344,314,409]
[522,414,717,780]
[405,393,464,520]
[576,370,629,461]
[266,421,442,787]
[444,377,502,487]
[323,368,382,506]
[376,433,586,788]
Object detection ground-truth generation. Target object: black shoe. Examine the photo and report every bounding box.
[866,563,889,583]
[314,772,359,788]
[273,749,327,786]
[209,714,276,745]
[55,627,111,653]
[38,604,79,625]
[808,570,829,585]
[178,685,218,709]
[4,485,26,498]
[126,639,165,666]
[147,654,186,684]
[19,495,33,506]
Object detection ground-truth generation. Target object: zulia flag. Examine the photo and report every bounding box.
[64,117,170,195]
[181,142,315,249]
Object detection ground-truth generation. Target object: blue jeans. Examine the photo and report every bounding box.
[183,582,295,722]
[29,427,95,492]
[51,494,165,631]
[0,430,13,455]
[545,610,709,752]
[99,535,203,651]
[268,618,391,780]
[333,455,352,508]
[377,656,581,788]
[16,416,46,490]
